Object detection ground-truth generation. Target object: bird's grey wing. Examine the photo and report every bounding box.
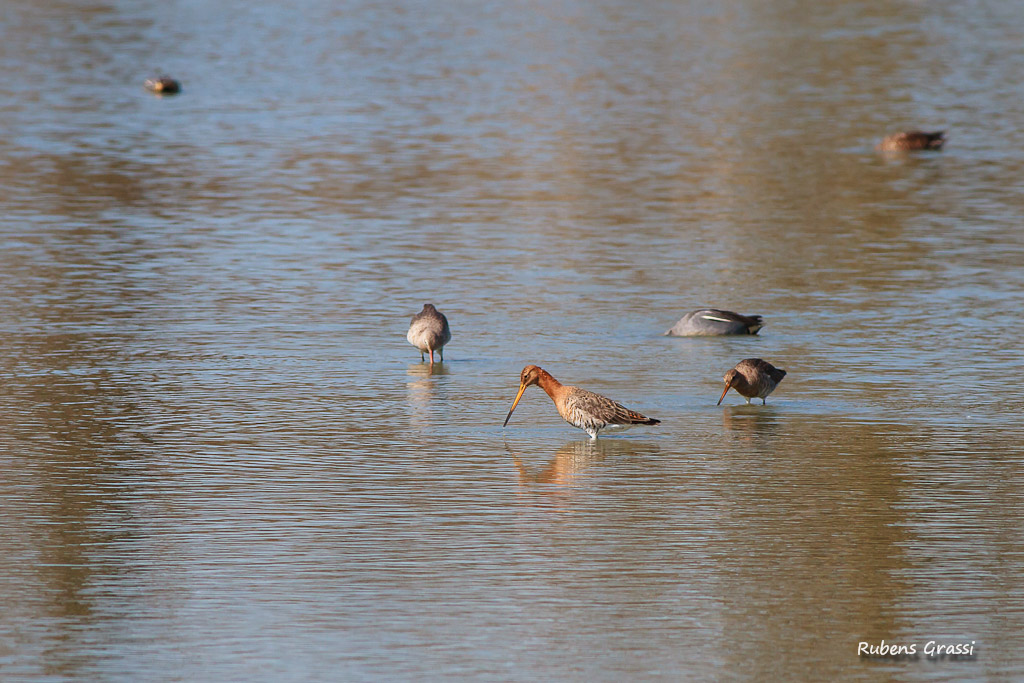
[567,389,657,426]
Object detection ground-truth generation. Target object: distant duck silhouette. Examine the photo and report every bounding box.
[144,76,181,94]
[718,358,787,406]
[666,309,763,336]
[876,130,945,152]
[407,304,451,365]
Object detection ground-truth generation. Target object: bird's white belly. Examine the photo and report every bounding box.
[407,328,431,351]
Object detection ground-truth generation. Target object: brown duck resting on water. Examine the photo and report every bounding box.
[504,365,660,440]
[718,358,787,406]
[144,76,181,94]
[876,130,945,152]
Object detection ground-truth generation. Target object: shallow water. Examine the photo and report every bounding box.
[1,0,1023,680]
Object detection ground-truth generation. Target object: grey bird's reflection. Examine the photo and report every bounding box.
[505,438,660,489]
[407,362,450,380]
[406,362,450,430]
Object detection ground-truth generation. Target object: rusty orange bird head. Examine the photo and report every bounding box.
[503,365,544,426]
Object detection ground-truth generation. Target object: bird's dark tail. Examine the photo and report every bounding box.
[926,131,946,149]
[744,314,764,335]
[623,410,660,426]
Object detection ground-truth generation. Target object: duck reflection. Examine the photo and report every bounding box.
[406,362,450,430]
[506,438,660,490]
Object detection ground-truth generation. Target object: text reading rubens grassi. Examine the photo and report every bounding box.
[858,640,976,659]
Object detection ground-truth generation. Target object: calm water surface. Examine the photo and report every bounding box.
[1,0,1023,680]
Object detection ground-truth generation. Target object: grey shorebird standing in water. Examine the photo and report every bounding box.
[407,304,450,365]
[718,358,787,406]
[666,309,763,336]
[503,365,660,440]
[876,130,945,152]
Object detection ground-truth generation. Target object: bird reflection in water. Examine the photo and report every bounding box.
[406,362,450,430]
[721,405,781,444]
[505,439,660,492]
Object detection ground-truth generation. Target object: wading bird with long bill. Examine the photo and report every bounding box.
[717,358,787,406]
[503,365,660,440]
